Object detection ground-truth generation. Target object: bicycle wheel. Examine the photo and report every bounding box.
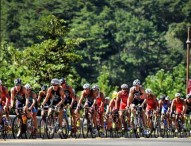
[74,118,82,138]
[46,116,55,139]
[39,118,46,138]
[82,115,89,138]
[59,117,69,139]
[26,118,36,139]
[12,116,22,139]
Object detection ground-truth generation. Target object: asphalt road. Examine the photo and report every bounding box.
[1,138,191,146]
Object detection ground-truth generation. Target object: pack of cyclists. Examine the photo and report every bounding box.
[0,78,191,139]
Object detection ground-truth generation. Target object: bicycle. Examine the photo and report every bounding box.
[173,113,187,137]
[12,107,35,139]
[185,113,191,136]
[81,107,96,138]
[69,108,81,138]
[45,105,68,139]
[39,106,49,139]
[0,116,7,140]
[131,105,144,138]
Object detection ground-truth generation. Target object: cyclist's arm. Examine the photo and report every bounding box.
[24,87,29,108]
[57,89,65,107]
[77,92,85,107]
[127,88,134,107]
[42,88,51,106]
[4,87,10,107]
[37,91,42,103]
[115,93,120,110]
[183,101,187,114]
[30,92,37,109]
[170,100,175,113]
[10,88,15,108]
[141,99,146,108]
[69,86,75,108]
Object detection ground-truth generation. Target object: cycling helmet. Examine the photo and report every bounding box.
[105,97,110,100]
[112,91,118,99]
[24,83,31,90]
[92,84,99,90]
[145,88,152,94]
[14,78,22,85]
[51,78,60,85]
[83,83,90,89]
[121,84,128,89]
[41,85,48,91]
[60,78,66,84]
[165,96,170,101]
[186,94,191,99]
[133,79,141,86]
[0,80,2,85]
[159,94,166,100]
[175,93,181,97]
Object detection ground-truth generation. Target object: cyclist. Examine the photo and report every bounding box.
[70,88,80,134]
[141,88,158,131]
[159,95,171,128]
[24,83,38,136]
[170,93,187,132]
[41,78,66,133]
[116,84,129,132]
[185,94,191,132]
[105,91,119,131]
[92,84,105,134]
[0,80,10,123]
[10,78,29,137]
[75,83,96,133]
[127,79,146,127]
[37,85,49,120]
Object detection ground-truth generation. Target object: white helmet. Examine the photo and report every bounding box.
[121,84,128,89]
[0,80,2,85]
[133,79,141,86]
[25,83,31,90]
[175,93,181,97]
[145,88,152,94]
[92,84,99,90]
[83,83,90,89]
[51,78,60,85]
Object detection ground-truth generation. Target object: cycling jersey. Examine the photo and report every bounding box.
[13,86,26,108]
[161,101,169,114]
[173,99,184,114]
[145,95,157,111]
[50,87,62,106]
[95,92,104,112]
[118,90,128,110]
[132,88,144,105]
[0,86,9,106]
[63,85,72,105]
[83,90,94,107]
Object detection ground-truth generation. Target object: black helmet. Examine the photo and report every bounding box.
[14,78,22,85]
[41,85,48,91]
[60,78,66,84]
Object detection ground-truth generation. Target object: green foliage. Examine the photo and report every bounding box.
[143,64,186,99]
[1,0,191,94]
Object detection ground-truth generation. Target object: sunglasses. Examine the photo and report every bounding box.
[52,84,58,86]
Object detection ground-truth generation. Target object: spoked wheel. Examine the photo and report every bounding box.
[135,127,144,138]
[39,118,46,139]
[12,116,22,139]
[82,116,88,138]
[73,118,82,138]
[26,119,35,139]
[59,117,69,139]
[46,116,55,139]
